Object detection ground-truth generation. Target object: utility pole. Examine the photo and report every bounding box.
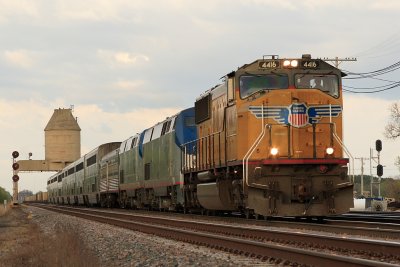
[370,148,374,197]
[369,148,381,197]
[356,157,369,196]
[321,57,357,68]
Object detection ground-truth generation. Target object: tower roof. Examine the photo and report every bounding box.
[44,108,81,131]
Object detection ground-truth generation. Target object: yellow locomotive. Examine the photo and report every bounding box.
[182,54,353,218]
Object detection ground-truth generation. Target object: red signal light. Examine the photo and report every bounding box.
[12,175,19,182]
[12,151,19,159]
[12,162,19,170]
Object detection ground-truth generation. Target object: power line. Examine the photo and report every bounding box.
[344,81,400,90]
[343,60,400,79]
[353,31,400,58]
[343,82,400,94]
[342,59,400,94]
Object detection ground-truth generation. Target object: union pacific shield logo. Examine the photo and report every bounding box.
[248,103,342,128]
[288,103,308,127]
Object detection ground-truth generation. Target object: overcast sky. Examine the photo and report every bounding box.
[1,0,400,195]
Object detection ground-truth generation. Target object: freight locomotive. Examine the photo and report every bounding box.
[47,54,354,218]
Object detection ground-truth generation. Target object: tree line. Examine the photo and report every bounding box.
[353,175,400,200]
[0,187,11,203]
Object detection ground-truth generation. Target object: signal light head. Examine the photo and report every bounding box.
[12,162,19,170]
[12,151,19,159]
[12,175,19,182]
[377,164,383,177]
[375,139,382,152]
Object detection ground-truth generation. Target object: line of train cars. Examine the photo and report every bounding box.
[47,54,354,218]
[24,191,48,202]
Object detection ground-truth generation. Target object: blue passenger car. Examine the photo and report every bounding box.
[117,107,196,210]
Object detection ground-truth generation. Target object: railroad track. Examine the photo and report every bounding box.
[327,214,400,224]
[262,219,400,240]
[99,207,400,240]
[31,204,399,267]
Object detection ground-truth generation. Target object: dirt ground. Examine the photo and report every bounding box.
[0,205,98,267]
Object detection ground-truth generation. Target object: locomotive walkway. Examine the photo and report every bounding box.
[30,204,400,266]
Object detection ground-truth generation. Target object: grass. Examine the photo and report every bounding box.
[1,207,100,267]
[10,225,100,267]
[0,203,9,216]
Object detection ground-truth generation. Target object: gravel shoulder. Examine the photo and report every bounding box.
[0,205,274,267]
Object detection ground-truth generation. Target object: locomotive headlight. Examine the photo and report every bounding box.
[326,147,334,155]
[283,60,298,68]
[290,60,298,67]
[270,147,279,156]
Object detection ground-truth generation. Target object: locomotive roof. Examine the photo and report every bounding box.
[234,54,346,77]
[197,54,346,100]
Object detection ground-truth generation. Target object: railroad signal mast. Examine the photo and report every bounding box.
[12,151,20,205]
[372,139,383,197]
[357,140,383,198]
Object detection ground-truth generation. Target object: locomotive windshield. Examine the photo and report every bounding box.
[295,74,339,98]
[240,74,289,98]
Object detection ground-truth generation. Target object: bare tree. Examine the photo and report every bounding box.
[385,103,400,170]
[385,103,400,139]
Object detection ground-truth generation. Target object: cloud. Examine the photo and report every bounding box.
[3,50,35,68]
[114,52,149,64]
[114,80,145,91]
[240,0,296,9]
[97,49,149,67]
[0,1,40,23]
[369,1,400,10]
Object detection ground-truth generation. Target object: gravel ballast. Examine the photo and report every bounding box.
[26,206,274,266]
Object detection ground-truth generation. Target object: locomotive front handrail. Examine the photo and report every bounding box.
[181,130,225,173]
[243,123,270,191]
[332,125,355,182]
